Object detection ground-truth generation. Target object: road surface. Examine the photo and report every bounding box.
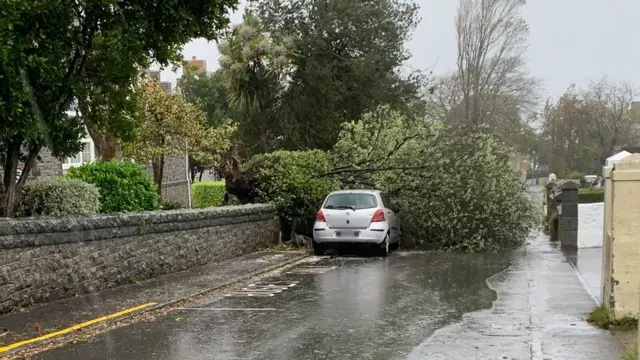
[33,252,516,360]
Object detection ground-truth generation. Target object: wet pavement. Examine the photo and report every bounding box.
[564,247,603,303]
[27,234,625,360]
[0,251,307,347]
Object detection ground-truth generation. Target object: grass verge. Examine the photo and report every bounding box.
[622,345,638,360]
[588,306,638,330]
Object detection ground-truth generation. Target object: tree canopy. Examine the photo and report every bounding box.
[0,0,238,215]
[123,81,236,197]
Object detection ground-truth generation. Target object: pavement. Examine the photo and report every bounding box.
[564,247,603,304]
[6,232,625,360]
[0,251,308,352]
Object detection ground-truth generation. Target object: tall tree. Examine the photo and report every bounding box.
[582,77,640,166]
[539,78,640,176]
[123,82,235,199]
[217,12,293,155]
[425,72,536,154]
[249,0,425,151]
[177,69,231,128]
[454,0,539,129]
[0,0,238,216]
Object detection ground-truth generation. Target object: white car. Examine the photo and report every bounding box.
[312,190,401,256]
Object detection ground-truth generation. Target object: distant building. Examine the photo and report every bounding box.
[144,69,172,93]
[185,56,207,74]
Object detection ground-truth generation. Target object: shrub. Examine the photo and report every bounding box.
[191,181,226,208]
[332,106,536,251]
[15,178,100,217]
[249,150,340,236]
[566,170,585,181]
[579,188,604,203]
[544,211,559,241]
[67,160,160,213]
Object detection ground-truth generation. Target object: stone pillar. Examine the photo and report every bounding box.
[601,165,614,308]
[557,180,579,249]
[545,182,557,218]
[607,154,640,317]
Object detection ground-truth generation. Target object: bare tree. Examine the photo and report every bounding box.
[582,76,640,165]
[455,0,539,128]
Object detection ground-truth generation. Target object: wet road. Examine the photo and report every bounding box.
[34,252,514,360]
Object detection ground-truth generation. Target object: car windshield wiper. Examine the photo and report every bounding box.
[333,205,356,211]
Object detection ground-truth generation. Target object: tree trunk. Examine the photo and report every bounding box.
[151,155,165,200]
[86,122,118,160]
[198,170,204,182]
[1,140,21,217]
[15,145,40,195]
[78,98,119,161]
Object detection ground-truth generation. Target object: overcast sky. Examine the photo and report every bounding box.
[160,0,640,99]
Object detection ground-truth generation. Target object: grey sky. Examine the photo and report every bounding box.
[162,0,640,99]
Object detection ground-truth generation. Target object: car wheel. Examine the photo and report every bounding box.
[312,241,325,256]
[379,234,390,257]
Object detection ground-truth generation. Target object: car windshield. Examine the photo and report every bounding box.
[323,193,378,210]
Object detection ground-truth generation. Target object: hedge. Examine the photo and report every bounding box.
[191,181,240,208]
[579,188,604,204]
[66,160,160,213]
[15,178,101,217]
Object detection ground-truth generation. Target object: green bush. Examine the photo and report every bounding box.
[67,160,160,213]
[191,181,226,208]
[191,180,241,208]
[579,188,605,203]
[544,211,559,241]
[249,150,340,236]
[15,178,100,217]
[566,170,585,181]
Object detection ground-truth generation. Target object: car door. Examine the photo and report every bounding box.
[379,192,399,242]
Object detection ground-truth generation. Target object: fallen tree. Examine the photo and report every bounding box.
[215,106,536,251]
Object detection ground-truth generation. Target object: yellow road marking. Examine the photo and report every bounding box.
[0,302,157,354]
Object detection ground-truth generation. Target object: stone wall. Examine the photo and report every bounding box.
[30,148,63,178]
[0,204,279,314]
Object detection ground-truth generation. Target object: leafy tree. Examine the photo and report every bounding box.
[249,150,340,239]
[540,78,640,176]
[332,105,536,251]
[248,0,425,151]
[177,69,231,128]
[217,12,293,155]
[0,0,238,216]
[122,82,236,199]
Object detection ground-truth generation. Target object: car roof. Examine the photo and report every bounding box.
[327,189,381,195]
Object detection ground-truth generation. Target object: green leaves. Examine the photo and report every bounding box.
[66,160,160,213]
[333,105,536,251]
[14,178,101,217]
[249,150,340,234]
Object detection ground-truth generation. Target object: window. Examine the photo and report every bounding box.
[81,143,91,163]
[63,141,94,169]
[323,193,378,210]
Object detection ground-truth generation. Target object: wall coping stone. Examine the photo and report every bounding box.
[0,204,276,249]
